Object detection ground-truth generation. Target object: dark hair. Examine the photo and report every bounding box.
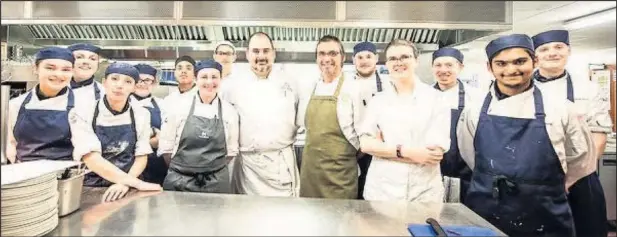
[384,39,419,59]
[315,35,345,57]
[248,32,274,50]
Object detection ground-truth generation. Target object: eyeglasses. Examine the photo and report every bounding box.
[317,51,341,58]
[216,51,234,56]
[387,54,414,63]
[138,78,155,85]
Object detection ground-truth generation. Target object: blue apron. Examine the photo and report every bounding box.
[561,73,608,237]
[13,90,75,162]
[70,77,101,100]
[434,80,473,202]
[83,100,137,187]
[140,97,168,185]
[357,72,383,199]
[464,87,574,236]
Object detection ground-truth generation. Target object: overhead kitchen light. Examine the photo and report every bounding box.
[564,7,616,30]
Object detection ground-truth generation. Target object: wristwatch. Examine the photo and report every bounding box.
[396,144,403,158]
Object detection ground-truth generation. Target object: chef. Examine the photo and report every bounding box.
[214,41,240,105]
[158,60,239,193]
[351,41,394,200]
[131,64,167,185]
[70,62,161,202]
[457,34,593,236]
[162,56,198,116]
[431,47,482,203]
[226,32,300,197]
[6,47,76,163]
[67,43,105,109]
[358,39,450,202]
[532,29,612,237]
[299,35,364,199]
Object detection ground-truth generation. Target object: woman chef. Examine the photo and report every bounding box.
[67,43,105,109]
[456,34,593,236]
[6,47,77,163]
[158,60,239,193]
[69,62,162,202]
[131,64,168,185]
[431,47,482,203]
[358,39,451,202]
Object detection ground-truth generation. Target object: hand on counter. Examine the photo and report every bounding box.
[102,184,130,202]
[134,180,163,192]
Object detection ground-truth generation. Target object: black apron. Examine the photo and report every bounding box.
[13,89,75,162]
[139,97,168,185]
[535,72,609,237]
[434,80,473,202]
[162,97,230,193]
[464,87,574,236]
[357,72,382,200]
[84,100,137,187]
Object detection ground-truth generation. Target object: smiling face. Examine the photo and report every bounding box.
[247,34,275,78]
[385,45,418,81]
[196,68,221,98]
[134,74,156,97]
[316,41,345,78]
[174,61,195,86]
[432,56,463,88]
[103,73,136,102]
[72,50,99,80]
[488,47,536,90]
[535,42,570,72]
[36,59,74,94]
[353,51,378,78]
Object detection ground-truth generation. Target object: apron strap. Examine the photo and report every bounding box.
[457,79,465,110]
[565,73,574,102]
[17,91,34,116]
[375,73,383,92]
[66,89,75,110]
[151,97,160,111]
[532,86,546,119]
[333,74,346,98]
[93,82,101,100]
[92,100,137,138]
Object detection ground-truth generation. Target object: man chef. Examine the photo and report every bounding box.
[351,41,394,200]
[225,32,301,197]
[68,43,105,109]
[70,62,162,202]
[299,35,364,199]
[162,56,198,117]
[158,59,239,193]
[532,29,612,237]
[213,41,239,97]
[457,34,593,236]
[431,47,482,203]
[359,39,450,202]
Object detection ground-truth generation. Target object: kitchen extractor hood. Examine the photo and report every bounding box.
[2,1,512,62]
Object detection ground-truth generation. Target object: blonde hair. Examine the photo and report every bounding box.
[384,39,419,59]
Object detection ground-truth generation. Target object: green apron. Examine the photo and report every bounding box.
[300,75,358,199]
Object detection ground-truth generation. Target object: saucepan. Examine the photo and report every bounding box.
[56,163,89,217]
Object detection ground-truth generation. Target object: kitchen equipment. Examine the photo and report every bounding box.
[56,164,87,217]
[426,218,448,237]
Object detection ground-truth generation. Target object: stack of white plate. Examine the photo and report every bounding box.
[1,172,59,236]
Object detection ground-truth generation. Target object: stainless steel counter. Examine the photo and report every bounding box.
[48,188,506,236]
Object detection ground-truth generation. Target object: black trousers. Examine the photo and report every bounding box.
[357,153,372,199]
[568,172,608,237]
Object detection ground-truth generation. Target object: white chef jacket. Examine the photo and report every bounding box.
[130,95,166,121]
[359,77,451,202]
[219,73,243,103]
[433,80,484,111]
[457,84,593,187]
[225,68,301,197]
[71,80,106,110]
[68,99,153,161]
[157,93,239,158]
[347,72,395,110]
[161,85,198,120]
[298,73,365,150]
[5,86,75,162]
